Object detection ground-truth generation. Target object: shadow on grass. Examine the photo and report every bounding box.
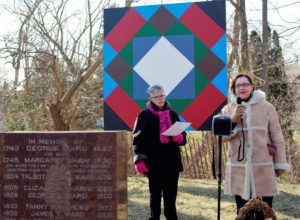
[128,177,300,219]
[178,184,234,203]
[179,185,300,218]
[128,200,149,219]
[128,200,218,220]
[273,191,300,218]
[179,184,300,219]
[128,177,235,219]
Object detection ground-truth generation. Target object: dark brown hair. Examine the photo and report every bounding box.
[235,198,277,220]
[230,73,256,95]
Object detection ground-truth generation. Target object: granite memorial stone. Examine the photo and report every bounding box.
[0,131,128,219]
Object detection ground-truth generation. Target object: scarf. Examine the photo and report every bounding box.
[147,101,172,143]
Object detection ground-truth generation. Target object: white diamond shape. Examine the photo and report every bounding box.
[133,36,193,96]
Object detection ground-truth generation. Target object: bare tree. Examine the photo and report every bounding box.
[227,0,240,76]
[238,0,250,72]
[0,0,135,131]
[227,0,250,78]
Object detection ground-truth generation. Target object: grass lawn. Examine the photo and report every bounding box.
[294,131,300,144]
[128,176,300,220]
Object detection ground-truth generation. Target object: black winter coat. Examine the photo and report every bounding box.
[132,102,187,175]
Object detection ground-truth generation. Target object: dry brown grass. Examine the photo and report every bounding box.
[128,176,300,220]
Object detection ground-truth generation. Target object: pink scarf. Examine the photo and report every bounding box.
[147,102,172,143]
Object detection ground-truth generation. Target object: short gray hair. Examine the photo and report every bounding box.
[146,84,164,97]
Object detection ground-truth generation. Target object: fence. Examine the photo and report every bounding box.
[128,132,300,184]
[128,131,229,179]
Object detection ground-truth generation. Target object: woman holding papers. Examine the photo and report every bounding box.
[132,84,187,220]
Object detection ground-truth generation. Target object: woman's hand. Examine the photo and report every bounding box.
[173,134,184,144]
[231,105,246,123]
[275,169,285,177]
[135,160,149,175]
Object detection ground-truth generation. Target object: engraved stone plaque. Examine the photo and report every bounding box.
[0,131,128,220]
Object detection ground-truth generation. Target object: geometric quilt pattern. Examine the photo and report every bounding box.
[104,1,227,131]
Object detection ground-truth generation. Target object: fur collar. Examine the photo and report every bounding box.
[247,90,266,105]
[230,90,266,105]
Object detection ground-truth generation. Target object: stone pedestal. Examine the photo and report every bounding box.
[0,131,128,219]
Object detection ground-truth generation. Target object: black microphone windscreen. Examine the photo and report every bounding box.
[237,97,242,104]
[212,115,232,136]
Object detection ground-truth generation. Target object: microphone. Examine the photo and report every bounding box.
[236,97,243,120]
[237,97,242,105]
[212,115,232,136]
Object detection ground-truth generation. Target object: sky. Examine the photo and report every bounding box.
[0,0,299,82]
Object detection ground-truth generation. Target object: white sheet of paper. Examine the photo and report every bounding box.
[162,121,191,136]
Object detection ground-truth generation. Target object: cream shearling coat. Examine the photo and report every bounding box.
[222,90,290,200]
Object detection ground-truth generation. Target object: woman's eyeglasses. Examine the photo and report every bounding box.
[235,83,250,89]
[151,94,165,99]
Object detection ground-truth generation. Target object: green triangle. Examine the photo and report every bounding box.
[136,22,160,37]
[120,72,133,97]
[195,37,209,63]
[168,99,194,114]
[165,21,192,35]
[135,100,148,109]
[119,40,133,67]
[195,70,209,95]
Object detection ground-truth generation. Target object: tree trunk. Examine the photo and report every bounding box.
[49,102,69,131]
[239,0,250,72]
[262,0,269,94]
[228,5,240,77]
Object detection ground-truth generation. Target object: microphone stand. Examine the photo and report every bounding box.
[212,114,231,220]
[217,135,222,220]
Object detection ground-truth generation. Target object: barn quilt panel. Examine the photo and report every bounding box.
[103,1,227,130]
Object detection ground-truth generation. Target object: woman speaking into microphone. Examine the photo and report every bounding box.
[222,72,290,215]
